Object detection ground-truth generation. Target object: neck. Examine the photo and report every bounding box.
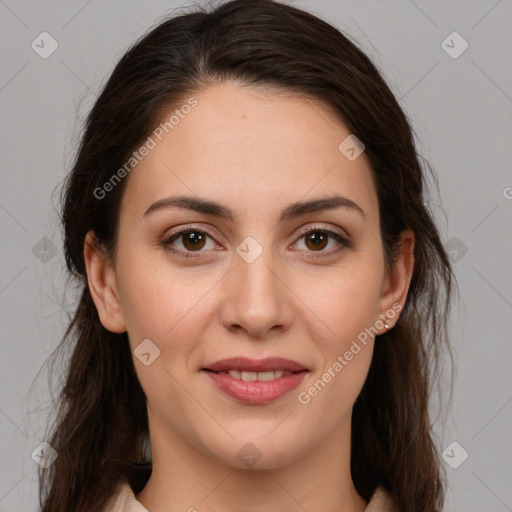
[136,413,367,512]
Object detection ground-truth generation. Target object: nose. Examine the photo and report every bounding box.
[220,245,294,339]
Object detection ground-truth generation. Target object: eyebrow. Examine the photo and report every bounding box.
[143,194,367,223]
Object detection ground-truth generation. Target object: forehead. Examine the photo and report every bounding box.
[120,81,379,226]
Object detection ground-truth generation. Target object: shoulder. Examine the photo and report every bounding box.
[102,478,149,512]
[365,486,397,512]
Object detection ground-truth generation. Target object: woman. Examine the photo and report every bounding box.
[38,0,455,511]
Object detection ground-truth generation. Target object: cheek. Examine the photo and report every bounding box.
[300,263,383,348]
[115,254,215,409]
[294,261,382,405]
[115,249,222,353]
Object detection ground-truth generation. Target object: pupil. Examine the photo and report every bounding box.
[187,232,202,244]
[310,232,323,245]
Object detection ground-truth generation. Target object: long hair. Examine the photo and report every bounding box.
[37,1,456,510]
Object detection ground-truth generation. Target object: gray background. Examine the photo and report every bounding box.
[1,0,511,510]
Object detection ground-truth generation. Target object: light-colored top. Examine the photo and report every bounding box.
[103,478,396,512]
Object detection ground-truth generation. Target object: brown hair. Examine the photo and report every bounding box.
[37,1,456,510]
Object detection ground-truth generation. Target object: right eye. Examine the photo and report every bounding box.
[161,227,219,258]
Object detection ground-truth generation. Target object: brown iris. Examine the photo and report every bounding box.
[304,231,328,251]
[181,231,207,251]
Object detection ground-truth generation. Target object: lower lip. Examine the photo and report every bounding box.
[203,370,308,404]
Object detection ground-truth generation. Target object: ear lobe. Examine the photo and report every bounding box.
[83,230,127,334]
[378,229,415,330]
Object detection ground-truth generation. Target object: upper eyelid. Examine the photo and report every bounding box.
[164,223,222,243]
[294,223,349,239]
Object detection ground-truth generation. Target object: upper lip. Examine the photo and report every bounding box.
[202,357,309,373]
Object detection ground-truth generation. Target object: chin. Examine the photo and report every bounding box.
[201,427,309,471]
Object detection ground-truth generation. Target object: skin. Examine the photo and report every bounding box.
[84,81,414,512]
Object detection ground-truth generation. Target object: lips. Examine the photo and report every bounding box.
[201,357,309,404]
[202,356,308,373]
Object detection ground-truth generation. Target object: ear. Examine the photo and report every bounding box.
[83,230,127,333]
[377,228,415,333]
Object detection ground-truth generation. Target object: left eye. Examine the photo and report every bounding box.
[162,227,350,258]
[293,229,350,254]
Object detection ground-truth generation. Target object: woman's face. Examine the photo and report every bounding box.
[86,81,413,470]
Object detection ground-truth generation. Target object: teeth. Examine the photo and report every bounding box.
[225,369,293,381]
[229,369,241,379]
[257,371,277,381]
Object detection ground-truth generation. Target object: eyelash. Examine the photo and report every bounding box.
[161,224,352,260]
